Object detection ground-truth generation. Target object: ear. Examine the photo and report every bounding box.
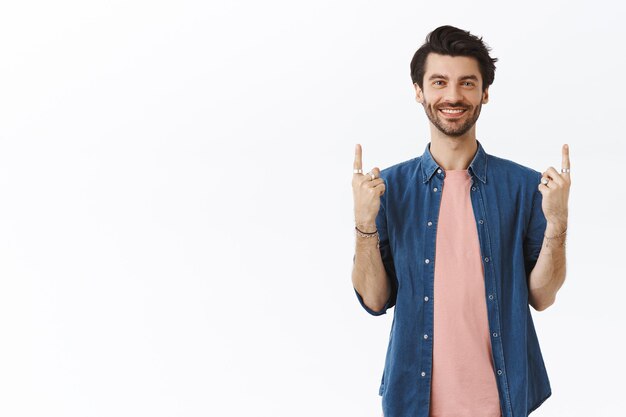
[414,83,424,103]
[482,87,489,104]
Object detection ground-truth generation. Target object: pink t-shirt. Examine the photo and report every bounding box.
[429,169,502,417]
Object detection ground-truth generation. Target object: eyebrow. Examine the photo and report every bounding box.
[428,74,479,82]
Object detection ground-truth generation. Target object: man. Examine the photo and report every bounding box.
[351,25,570,417]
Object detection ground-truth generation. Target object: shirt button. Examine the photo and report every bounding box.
[497,369,503,375]
[424,334,428,339]
[479,219,484,224]
[493,332,498,337]
[425,259,430,264]
[433,187,438,192]
[484,257,490,262]
[471,186,476,191]
[489,294,494,300]
[437,169,442,174]
[424,296,429,301]
[427,221,432,226]
[421,371,426,377]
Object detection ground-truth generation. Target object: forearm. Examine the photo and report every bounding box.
[528,221,567,311]
[352,225,390,312]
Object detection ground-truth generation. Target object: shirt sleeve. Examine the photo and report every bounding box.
[523,172,547,281]
[354,176,399,316]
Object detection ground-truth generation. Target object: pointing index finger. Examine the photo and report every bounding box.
[354,144,363,173]
[562,143,570,172]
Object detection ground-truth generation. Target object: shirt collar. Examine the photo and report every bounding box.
[420,139,487,184]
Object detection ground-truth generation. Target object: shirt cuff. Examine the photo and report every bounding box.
[354,287,391,316]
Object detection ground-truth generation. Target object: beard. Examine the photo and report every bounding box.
[423,99,482,137]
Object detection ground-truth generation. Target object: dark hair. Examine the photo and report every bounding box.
[410,25,498,93]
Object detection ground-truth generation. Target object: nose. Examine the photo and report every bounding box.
[443,83,464,105]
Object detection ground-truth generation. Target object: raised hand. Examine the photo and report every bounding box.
[538,144,571,228]
[352,144,386,233]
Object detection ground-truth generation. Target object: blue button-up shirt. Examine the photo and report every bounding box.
[354,140,552,417]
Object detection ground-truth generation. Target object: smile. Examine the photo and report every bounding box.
[439,108,467,118]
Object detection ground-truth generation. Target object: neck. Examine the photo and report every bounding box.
[428,135,478,171]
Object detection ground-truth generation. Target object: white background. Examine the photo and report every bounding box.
[1,1,624,416]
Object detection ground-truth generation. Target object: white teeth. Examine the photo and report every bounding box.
[440,109,465,113]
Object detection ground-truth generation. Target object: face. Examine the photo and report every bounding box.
[415,53,489,137]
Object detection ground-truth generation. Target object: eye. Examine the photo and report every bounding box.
[434,81,444,86]
[463,82,474,86]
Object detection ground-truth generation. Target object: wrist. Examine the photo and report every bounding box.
[355,222,377,233]
[545,222,567,236]
[355,225,380,249]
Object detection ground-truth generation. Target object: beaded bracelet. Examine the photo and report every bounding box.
[355,225,380,249]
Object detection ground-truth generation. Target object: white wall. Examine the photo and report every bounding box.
[0,1,624,416]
